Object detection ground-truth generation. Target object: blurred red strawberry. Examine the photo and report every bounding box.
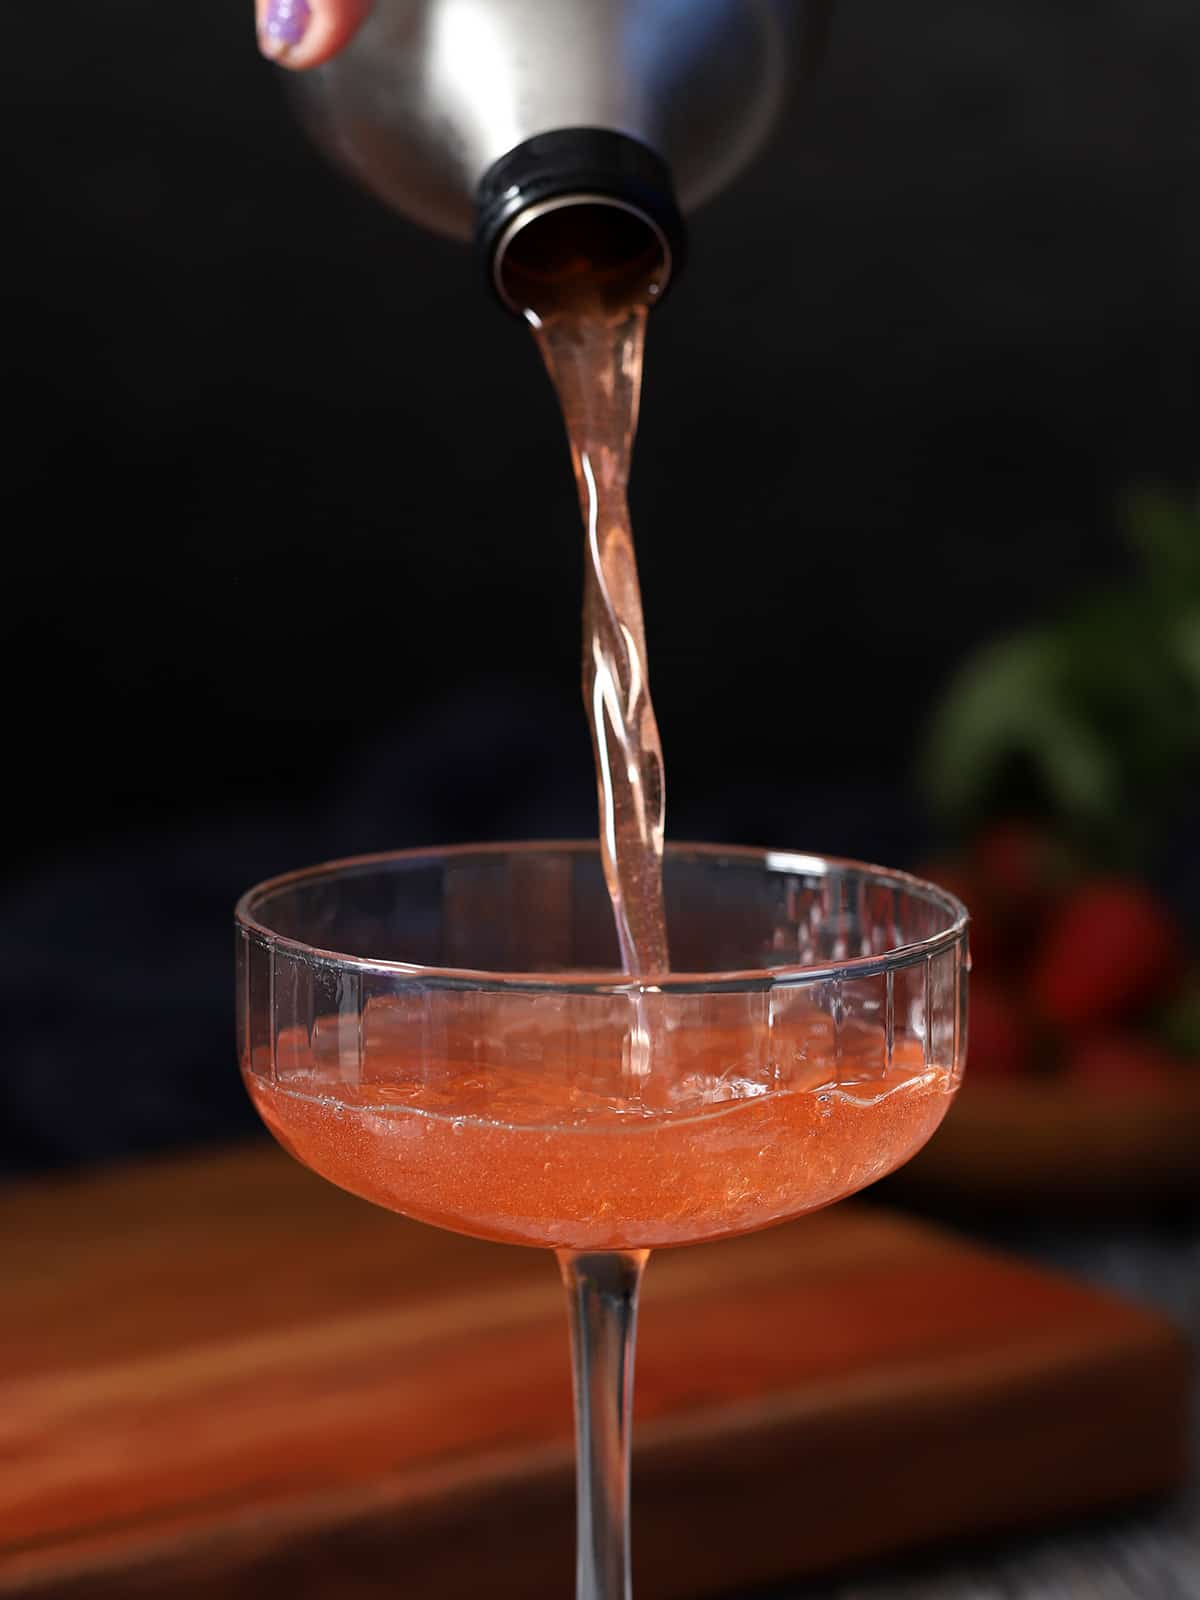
[967,978,1030,1077]
[1032,880,1182,1030]
[1065,1033,1179,1094]
[973,820,1057,917]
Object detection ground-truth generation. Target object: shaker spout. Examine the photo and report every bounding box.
[476,129,686,316]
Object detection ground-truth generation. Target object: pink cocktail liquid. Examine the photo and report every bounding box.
[245,995,953,1251]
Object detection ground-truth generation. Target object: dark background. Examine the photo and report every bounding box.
[2,0,1197,1169]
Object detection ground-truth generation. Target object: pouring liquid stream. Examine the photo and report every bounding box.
[512,211,671,977]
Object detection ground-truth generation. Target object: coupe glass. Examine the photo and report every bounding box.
[236,841,968,1600]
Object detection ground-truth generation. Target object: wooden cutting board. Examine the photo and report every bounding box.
[0,1143,1189,1599]
[894,1074,1200,1215]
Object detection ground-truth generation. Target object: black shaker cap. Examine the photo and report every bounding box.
[475,128,687,314]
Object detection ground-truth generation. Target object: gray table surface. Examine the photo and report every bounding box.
[750,1225,1200,1600]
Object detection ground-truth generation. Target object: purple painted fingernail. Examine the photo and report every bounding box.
[261,0,312,57]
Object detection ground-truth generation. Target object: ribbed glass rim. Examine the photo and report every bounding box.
[235,840,969,992]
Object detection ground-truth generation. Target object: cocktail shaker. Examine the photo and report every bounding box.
[290,0,832,307]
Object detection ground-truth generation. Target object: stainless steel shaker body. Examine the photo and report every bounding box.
[291,0,830,302]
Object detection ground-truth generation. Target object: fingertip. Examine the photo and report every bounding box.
[258,0,373,70]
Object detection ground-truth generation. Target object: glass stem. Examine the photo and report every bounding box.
[558,1248,649,1600]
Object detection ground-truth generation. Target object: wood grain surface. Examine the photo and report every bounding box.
[0,1142,1190,1598]
[895,1075,1200,1214]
